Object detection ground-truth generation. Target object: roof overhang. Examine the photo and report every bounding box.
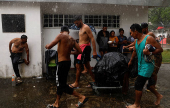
[0,0,169,7]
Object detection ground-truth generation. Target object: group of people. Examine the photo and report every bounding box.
[96,25,135,57]
[166,34,170,44]
[9,15,163,108]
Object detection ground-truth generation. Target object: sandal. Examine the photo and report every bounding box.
[46,104,60,108]
[76,98,88,108]
[69,84,79,89]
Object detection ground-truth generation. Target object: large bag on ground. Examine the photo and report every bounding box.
[92,52,129,87]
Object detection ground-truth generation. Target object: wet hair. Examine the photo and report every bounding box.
[130,23,142,33]
[21,35,27,39]
[61,25,69,32]
[103,24,107,28]
[76,39,79,43]
[74,15,82,22]
[110,30,115,36]
[141,23,148,29]
[119,28,124,33]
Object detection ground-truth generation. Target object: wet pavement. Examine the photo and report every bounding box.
[0,64,170,108]
[162,44,170,49]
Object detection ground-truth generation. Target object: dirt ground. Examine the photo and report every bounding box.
[0,64,169,108]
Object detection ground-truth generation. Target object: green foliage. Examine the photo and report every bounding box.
[148,6,170,30]
[162,49,170,63]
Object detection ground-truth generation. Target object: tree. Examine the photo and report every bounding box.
[148,6,170,30]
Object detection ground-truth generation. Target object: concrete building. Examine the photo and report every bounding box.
[0,0,169,78]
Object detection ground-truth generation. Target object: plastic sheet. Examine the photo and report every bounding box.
[92,52,129,87]
[129,57,138,78]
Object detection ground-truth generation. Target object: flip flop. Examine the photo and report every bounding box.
[85,84,91,88]
[76,98,88,108]
[69,84,79,89]
[47,104,60,108]
[146,89,157,92]
[86,82,96,88]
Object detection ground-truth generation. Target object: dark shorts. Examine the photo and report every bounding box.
[56,61,73,95]
[99,48,108,52]
[135,75,155,91]
[77,46,91,64]
[10,53,24,64]
[10,53,24,78]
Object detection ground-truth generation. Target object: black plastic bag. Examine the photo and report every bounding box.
[129,57,138,78]
[92,52,129,87]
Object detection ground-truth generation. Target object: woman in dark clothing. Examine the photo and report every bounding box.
[96,24,110,57]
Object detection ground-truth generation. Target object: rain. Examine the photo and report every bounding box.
[0,0,170,108]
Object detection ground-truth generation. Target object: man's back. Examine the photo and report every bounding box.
[57,33,75,62]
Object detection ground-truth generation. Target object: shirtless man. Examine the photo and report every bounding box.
[127,24,163,108]
[9,35,29,84]
[69,15,97,88]
[45,26,88,108]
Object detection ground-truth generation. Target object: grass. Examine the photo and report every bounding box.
[162,49,170,63]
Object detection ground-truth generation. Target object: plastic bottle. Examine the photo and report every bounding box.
[113,38,116,46]
[112,42,114,46]
[12,75,16,86]
[114,38,116,43]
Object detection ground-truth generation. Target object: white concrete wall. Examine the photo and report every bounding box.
[0,2,42,78]
[41,2,148,70]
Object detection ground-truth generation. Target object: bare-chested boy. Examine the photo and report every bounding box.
[69,15,97,88]
[45,26,88,108]
[9,35,29,84]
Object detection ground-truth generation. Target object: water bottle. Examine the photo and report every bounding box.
[114,38,116,43]
[112,42,114,46]
[113,38,116,46]
[12,75,16,86]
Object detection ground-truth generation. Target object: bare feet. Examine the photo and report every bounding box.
[155,94,163,105]
[69,83,79,88]
[81,70,88,74]
[52,103,59,108]
[82,65,88,74]
[126,104,140,108]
